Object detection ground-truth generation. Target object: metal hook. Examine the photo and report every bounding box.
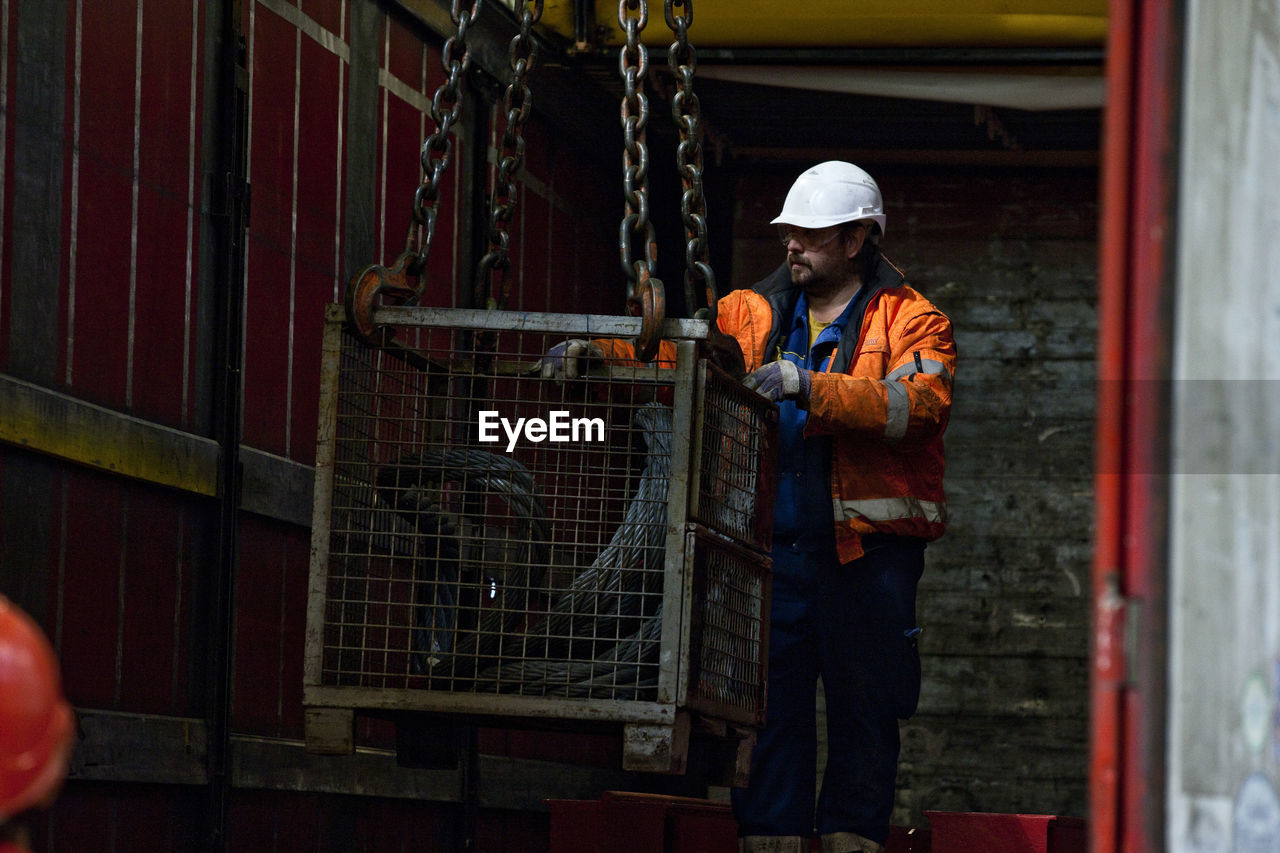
[344,252,422,346]
[628,272,665,363]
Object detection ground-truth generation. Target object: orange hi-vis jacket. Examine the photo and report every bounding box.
[595,254,955,564]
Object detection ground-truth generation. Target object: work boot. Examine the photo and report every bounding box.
[739,836,807,853]
[819,831,884,853]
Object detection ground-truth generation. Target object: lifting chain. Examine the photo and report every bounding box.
[345,0,481,343]
[619,0,665,363]
[412,0,481,272]
[664,0,716,325]
[475,0,544,311]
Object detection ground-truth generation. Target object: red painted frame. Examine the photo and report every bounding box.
[1092,0,1179,850]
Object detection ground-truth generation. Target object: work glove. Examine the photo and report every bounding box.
[539,339,604,380]
[742,360,811,406]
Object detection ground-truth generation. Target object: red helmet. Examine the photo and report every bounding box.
[0,596,73,821]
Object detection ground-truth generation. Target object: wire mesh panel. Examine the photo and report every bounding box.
[690,361,778,552]
[682,527,771,726]
[305,304,775,747]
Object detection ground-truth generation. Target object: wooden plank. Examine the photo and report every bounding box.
[303,684,677,725]
[240,445,315,527]
[69,710,209,784]
[68,708,644,811]
[0,375,315,526]
[0,373,219,495]
[622,713,692,775]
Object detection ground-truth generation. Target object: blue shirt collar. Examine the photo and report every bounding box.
[786,287,865,362]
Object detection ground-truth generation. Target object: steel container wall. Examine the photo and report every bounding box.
[3,0,624,846]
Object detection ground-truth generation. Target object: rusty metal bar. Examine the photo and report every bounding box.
[304,309,347,689]
[370,304,711,339]
[658,340,698,708]
[303,685,676,724]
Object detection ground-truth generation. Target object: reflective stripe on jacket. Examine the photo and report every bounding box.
[717,256,955,563]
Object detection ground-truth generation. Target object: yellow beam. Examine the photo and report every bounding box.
[542,0,1107,49]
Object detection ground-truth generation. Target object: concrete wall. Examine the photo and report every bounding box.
[1167,0,1280,847]
[730,164,1097,827]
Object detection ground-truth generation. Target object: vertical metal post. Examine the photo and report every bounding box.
[303,308,344,693]
[659,341,698,707]
[1092,0,1180,850]
[203,0,249,848]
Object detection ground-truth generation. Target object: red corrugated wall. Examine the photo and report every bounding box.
[0,0,621,848]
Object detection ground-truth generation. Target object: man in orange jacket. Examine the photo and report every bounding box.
[727,161,954,853]
[545,161,953,853]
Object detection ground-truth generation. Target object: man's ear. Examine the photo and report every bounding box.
[845,224,867,259]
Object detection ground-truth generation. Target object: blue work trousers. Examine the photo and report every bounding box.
[732,534,925,844]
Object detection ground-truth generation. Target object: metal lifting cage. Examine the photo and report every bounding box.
[303,304,777,777]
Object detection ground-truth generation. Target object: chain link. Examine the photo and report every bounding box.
[408,0,483,277]
[618,0,665,362]
[475,0,544,309]
[618,0,657,287]
[664,0,716,322]
[345,0,480,344]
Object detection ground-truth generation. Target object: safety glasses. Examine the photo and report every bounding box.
[776,225,844,250]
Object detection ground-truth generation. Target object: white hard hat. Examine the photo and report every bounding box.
[771,161,887,235]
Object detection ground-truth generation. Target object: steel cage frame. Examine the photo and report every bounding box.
[302,304,775,770]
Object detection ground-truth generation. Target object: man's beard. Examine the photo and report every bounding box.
[788,254,843,295]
